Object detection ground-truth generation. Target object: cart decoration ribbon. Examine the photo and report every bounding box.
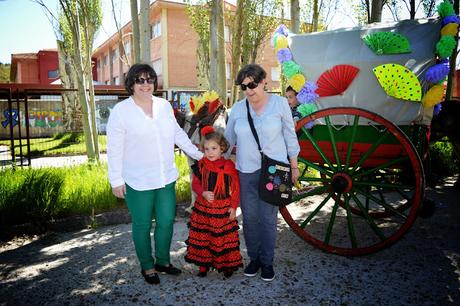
[362,32,411,55]
[426,0,459,110]
[316,64,360,97]
[372,64,422,102]
[273,24,318,129]
[189,90,222,115]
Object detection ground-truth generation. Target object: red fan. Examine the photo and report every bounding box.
[315,64,360,97]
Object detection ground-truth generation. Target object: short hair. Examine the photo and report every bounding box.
[124,63,158,95]
[200,129,229,153]
[286,86,297,94]
[235,64,267,85]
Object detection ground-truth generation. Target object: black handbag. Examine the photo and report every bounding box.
[246,100,293,206]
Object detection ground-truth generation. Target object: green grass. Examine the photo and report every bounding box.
[0,132,107,157]
[0,152,191,227]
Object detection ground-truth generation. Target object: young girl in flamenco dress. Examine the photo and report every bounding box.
[185,126,243,278]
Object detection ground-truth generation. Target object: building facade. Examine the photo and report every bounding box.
[10,50,59,85]
[92,0,281,91]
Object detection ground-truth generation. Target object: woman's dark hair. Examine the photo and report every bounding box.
[200,130,229,153]
[285,86,298,94]
[124,63,158,95]
[235,64,267,85]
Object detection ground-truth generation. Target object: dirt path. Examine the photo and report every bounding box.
[1,176,459,305]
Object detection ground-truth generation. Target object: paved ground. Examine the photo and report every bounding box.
[1,177,459,306]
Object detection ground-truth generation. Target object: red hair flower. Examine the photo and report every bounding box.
[200,126,215,137]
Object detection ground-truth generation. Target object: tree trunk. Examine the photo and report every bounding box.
[130,0,141,64]
[410,0,416,19]
[290,0,300,33]
[210,0,226,103]
[230,0,245,105]
[312,0,319,32]
[370,0,383,23]
[139,0,150,63]
[57,40,82,132]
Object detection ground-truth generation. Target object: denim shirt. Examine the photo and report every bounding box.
[225,94,300,173]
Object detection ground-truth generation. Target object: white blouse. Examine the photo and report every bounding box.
[107,96,203,191]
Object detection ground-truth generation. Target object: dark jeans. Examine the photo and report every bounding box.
[239,170,279,267]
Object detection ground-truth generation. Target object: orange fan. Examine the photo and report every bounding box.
[315,64,360,97]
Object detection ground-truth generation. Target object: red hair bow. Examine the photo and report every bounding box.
[201,126,215,137]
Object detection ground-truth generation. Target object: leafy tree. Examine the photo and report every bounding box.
[35,0,102,162]
[0,63,10,83]
[210,0,227,104]
[130,0,141,64]
[139,0,150,63]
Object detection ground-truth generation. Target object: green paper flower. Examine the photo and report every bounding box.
[437,0,455,18]
[436,35,456,59]
[298,103,317,117]
[282,61,302,79]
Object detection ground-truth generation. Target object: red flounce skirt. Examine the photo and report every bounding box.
[185,196,243,272]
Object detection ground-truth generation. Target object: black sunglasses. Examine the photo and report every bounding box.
[135,77,155,85]
[240,81,259,91]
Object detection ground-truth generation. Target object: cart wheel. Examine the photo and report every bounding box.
[282,107,424,256]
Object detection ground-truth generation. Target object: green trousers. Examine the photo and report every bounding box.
[125,182,176,271]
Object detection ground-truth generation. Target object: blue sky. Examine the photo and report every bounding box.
[0,0,131,64]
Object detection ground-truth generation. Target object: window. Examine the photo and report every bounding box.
[102,55,108,66]
[151,22,161,39]
[271,67,280,82]
[47,69,59,79]
[226,63,230,80]
[152,59,162,75]
[96,60,101,69]
[112,76,119,85]
[124,41,131,54]
[224,25,230,42]
[111,48,119,63]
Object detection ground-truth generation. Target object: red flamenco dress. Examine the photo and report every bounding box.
[185,157,243,273]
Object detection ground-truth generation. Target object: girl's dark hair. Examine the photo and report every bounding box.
[124,63,158,95]
[286,85,298,94]
[235,64,267,85]
[200,130,229,153]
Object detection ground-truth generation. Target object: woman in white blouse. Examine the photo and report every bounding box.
[107,64,203,285]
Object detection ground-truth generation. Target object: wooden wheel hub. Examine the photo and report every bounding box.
[331,173,352,193]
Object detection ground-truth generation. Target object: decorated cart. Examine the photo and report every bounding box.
[272,1,459,255]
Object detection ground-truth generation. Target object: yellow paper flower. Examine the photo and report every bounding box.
[275,35,289,52]
[422,84,445,107]
[190,95,206,114]
[441,23,459,36]
[203,90,220,103]
[288,73,306,92]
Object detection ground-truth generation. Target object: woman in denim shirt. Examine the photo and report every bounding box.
[225,64,300,281]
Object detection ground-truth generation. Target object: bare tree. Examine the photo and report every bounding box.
[210,0,227,103]
[291,0,300,33]
[139,0,150,63]
[130,0,141,63]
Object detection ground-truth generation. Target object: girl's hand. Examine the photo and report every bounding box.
[202,191,214,202]
[228,208,236,220]
[112,185,126,199]
[291,167,300,184]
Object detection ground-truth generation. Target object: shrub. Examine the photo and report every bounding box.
[429,139,459,176]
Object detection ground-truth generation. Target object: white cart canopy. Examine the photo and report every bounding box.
[289,18,441,125]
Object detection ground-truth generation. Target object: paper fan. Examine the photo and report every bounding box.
[373,63,422,102]
[362,32,411,55]
[315,64,360,97]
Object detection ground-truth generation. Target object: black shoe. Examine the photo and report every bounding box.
[223,269,233,278]
[260,265,275,282]
[197,271,208,277]
[141,270,160,284]
[154,264,182,275]
[243,259,260,277]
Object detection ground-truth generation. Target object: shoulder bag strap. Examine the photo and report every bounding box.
[246,99,263,154]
